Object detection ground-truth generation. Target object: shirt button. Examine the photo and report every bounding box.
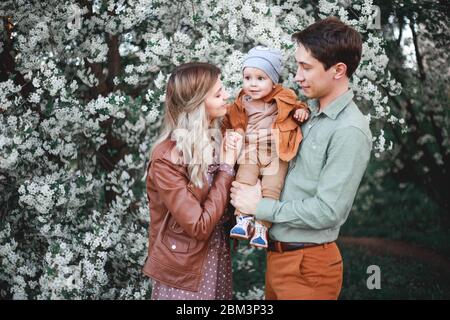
[171,244,176,250]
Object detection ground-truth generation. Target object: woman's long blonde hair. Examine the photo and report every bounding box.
[151,62,223,188]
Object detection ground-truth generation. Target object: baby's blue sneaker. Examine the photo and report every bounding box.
[249,222,268,248]
[230,215,254,240]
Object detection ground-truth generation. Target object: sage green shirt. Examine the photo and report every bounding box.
[255,90,372,243]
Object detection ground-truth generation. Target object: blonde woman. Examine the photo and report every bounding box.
[142,62,243,300]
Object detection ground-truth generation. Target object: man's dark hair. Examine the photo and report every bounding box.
[292,17,362,78]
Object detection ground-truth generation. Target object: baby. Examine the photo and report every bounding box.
[223,46,309,248]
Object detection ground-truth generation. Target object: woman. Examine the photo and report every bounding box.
[142,62,243,300]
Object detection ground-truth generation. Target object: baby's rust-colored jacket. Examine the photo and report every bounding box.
[222,84,309,162]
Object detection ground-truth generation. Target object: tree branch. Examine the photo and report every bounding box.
[409,17,426,81]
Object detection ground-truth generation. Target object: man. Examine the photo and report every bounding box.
[230,17,373,300]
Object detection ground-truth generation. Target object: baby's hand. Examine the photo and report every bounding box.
[293,108,310,123]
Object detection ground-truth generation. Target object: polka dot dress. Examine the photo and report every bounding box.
[151,164,234,300]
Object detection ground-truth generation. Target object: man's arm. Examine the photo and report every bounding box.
[255,126,372,230]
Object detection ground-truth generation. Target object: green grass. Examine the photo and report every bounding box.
[339,244,450,300]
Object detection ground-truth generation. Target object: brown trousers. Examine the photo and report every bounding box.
[235,159,289,227]
[265,242,343,300]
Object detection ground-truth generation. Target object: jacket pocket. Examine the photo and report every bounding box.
[162,231,190,253]
[169,216,185,234]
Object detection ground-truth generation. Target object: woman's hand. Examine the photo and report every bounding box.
[221,131,243,166]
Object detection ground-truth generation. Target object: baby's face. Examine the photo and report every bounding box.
[242,67,274,101]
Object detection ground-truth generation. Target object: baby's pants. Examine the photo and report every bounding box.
[235,158,289,228]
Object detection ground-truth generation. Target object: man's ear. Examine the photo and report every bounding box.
[333,63,347,79]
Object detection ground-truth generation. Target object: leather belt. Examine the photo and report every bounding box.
[268,240,333,253]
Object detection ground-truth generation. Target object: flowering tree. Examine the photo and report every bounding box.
[0,0,401,299]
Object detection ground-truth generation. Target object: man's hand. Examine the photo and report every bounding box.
[230,180,262,215]
[293,108,310,122]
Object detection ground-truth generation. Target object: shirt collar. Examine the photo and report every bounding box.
[307,89,354,120]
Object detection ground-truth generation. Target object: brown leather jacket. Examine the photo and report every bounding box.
[222,84,308,162]
[142,138,234,291]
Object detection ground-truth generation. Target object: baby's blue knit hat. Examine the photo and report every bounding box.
[242,46,283,84]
